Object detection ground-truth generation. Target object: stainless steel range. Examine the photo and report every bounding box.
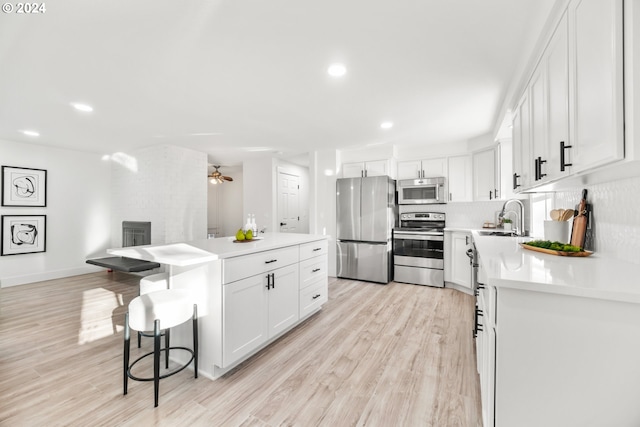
[393,212,445,287]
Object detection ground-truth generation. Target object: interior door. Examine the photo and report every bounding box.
[277,171,299,233]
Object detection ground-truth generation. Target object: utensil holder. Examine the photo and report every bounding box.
[544,221,570,243]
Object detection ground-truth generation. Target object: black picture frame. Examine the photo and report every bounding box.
[1,166,47,207]
[1,215,47,255]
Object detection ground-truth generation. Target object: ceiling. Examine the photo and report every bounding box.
[0,0,556,167]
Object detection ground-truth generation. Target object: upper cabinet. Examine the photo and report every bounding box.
[568,0,624,172]
[513,0,624,191]
[397,157,447,180]
[473,146,501,201]
[447,155,472,202]
[342,160,390,178]
[512,93,532,191]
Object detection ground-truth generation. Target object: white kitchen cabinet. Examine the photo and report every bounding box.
[222,272,268,366]
[299,239,328,318]
[267,264,300,337]
[397,157,447,180]
[223,262,299,367]
[568,0,624,172]
[515,0,623,189]
[475,284,496,427]
[528,11,570,185]
[447,155,472,202]
[472,146,500,201]
[512,92,532,192]
[445,231,473,292]
[342,160,389,178]
[486,286,640,427]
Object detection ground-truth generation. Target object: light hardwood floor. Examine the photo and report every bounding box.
[0,272,482,426]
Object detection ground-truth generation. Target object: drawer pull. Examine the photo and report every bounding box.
[312,294,322,299]
[312,268,321,273]
[312,248,322,252]
[265,259,277,264]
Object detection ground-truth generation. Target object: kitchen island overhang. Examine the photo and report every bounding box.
[108,232,330,379]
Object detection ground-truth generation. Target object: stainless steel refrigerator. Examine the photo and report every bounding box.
[336,176,396,284]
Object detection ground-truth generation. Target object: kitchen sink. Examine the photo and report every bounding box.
[476,230,517,237]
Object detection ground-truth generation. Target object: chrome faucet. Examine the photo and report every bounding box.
[499,199,526,236]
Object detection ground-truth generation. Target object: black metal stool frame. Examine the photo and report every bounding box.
[123,304,198,407]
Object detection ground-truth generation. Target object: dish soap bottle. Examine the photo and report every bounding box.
[251,214,257,236]
[245,214,252,233]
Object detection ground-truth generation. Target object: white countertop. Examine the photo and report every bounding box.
[471,230,640,303]
[107,232,328,267]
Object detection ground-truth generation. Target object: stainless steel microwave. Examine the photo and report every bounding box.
[397,177,446,204]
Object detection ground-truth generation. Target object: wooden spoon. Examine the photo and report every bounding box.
[560,209,575,221]
[550,209,561,221]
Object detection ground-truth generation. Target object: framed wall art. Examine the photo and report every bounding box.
[2,166,47,207]
[1,215,46,256]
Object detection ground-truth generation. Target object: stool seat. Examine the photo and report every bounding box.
[129,289,192,332]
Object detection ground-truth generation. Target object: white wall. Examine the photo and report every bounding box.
[309,149,339,276]
[0,139,111,287]
[395,140,469,161]
[111,145,207,246]
[243,156,275,233]
[208,164,243,237]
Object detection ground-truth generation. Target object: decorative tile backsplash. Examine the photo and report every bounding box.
[400,199,530,231]
[400,174,640,265]
[548,175,640,265]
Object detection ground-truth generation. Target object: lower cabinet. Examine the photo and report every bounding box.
[478,284,640,427]
[222,272,269,366]
[222,263,299,367]
[299,253,328,318]
[220,240,328,370]
[476,284,496,427]
[444,231,473,293]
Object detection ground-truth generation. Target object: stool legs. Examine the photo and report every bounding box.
[124,312,130,396]
[165,328,170,369]
[193,304,198,379]
[153,319,160,408]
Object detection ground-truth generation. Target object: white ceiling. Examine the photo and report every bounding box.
[0,0,556,167]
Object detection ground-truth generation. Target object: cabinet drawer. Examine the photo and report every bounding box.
[299,278,328,319]
[223,246,299,284]
[299,256,327,289]
[299,239,328,261]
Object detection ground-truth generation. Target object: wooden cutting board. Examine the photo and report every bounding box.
[570,189,588,249]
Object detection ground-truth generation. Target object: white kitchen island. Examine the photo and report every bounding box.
[471,231,640,427]
[108,232,329,379]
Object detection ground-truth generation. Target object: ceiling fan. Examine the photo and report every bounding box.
[208,165,233,184]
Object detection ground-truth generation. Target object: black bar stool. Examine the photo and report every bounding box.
[123,288,198,407]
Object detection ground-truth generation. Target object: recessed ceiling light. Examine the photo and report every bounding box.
[327,63,347,77]
[71,103,94,112]
[22,130,40,137]
[380,121,394,129]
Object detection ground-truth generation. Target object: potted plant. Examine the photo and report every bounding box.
[502,218,513,231]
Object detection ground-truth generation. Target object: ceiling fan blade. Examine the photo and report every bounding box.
[223,176,233,182]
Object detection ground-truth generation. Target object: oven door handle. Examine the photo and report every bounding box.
[393,233,444,242]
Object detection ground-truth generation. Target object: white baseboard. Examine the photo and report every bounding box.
[0,265,105,288]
